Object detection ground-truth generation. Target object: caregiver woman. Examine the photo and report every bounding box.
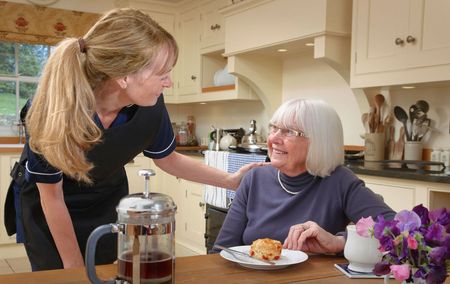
[6,8,262,271]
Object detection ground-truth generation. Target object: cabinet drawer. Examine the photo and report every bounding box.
[365,182,415,212]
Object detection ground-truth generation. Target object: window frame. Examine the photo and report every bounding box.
[0,41,51,136]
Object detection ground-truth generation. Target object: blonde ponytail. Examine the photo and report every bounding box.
[27,38,102,183]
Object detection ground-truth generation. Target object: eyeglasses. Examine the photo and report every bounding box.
[268,123,307,138]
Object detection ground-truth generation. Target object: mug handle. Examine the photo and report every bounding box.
[85,224,119,284]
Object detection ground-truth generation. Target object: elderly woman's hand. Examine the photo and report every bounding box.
[227,161,270,190]
[283,221,345,254]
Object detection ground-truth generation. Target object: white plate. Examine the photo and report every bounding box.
[219,245,308,270]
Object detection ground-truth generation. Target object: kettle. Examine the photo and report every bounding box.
[219,132,237,150]
[85,169,177,284]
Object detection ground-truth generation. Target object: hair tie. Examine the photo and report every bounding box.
[78,38,86,53]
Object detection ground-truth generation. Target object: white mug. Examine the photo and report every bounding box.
[343,224,382,273]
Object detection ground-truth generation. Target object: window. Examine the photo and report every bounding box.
[0,41,52,136]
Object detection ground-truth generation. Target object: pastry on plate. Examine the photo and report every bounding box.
[249,238,282,261]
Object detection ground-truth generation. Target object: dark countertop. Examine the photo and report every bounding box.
[177,148,450,185]
[345,160,450,184]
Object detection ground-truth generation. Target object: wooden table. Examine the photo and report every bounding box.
[0,254,445,284]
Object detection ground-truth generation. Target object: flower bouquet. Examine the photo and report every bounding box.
[356,204,449,284]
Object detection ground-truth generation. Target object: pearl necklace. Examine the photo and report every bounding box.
[277,170,300,195]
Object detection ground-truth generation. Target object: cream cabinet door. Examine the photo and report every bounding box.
[200,0,227,52]
[352,0,450,86]
[182,179,206,254]
[177,7,201,97]
[364,181,415,212]
[352,0,414,74]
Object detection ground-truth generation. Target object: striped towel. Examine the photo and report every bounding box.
[204,150,229,208]
[226,153,267,203]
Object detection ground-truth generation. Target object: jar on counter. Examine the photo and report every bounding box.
[177,122,188,146]
[430,149,442,171]
[186,115,197,146]
[440,148,450,173]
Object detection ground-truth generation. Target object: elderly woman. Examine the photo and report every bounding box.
[214,98,395,254]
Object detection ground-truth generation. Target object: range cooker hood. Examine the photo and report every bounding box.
[220,0,353,114]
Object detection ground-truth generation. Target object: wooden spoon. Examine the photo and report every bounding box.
[374,94,385,131]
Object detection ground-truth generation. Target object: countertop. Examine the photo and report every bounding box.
[345,160,450,184]
[0,254,418,284]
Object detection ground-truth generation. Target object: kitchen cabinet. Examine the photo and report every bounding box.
[0,153,27,259]
[351,0,450,88]
[173,1,259,104]
[200,0,227,53]
[153,156,206,254]
[357,174,450,212]
[176,6,201,99]
[178,179,206,254]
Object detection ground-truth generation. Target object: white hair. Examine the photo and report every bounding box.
[269,98,344,177]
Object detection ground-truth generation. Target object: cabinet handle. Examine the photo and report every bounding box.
[406,35,416,43]
[395,38,404,45]
[199,202,205,208]
[191,75,197,80]
[210,24,221,30]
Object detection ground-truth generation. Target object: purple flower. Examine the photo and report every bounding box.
[425,223,445,245]
[374,215,399,239]
[426,265,448,284]
[373,261,390,276]
[356,206,450,283]
[395,210,422,232]
[429,246,447,265]
[413,204,430,225]
[429,208,450,228]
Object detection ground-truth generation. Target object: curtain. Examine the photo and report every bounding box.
[0,1,100,45]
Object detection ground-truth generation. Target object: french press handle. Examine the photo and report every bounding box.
[85,224,121,284]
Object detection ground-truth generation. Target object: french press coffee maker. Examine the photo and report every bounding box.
[85,169,177,284]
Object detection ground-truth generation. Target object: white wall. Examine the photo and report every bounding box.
[282,54,364,146]
[166,100,269,143]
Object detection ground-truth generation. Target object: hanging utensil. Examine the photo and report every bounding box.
[415,100,429,114]
[394,106,410,141]
[417,118,431,141]
[409,104,417,126]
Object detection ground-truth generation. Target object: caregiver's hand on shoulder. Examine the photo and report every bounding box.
[228,161,270,190]
[283,221,345,254]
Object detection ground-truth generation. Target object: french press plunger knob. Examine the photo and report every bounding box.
[138,169,155,198]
